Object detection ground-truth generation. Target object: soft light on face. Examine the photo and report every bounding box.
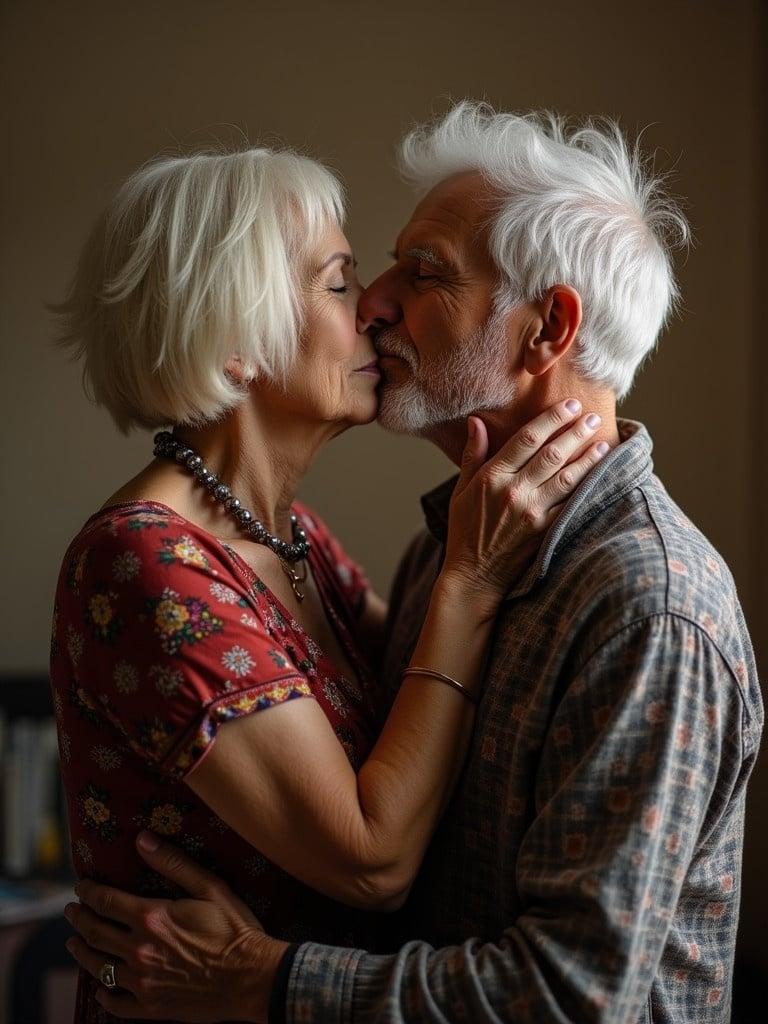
[268,221,380,429]
[374,310,517,434]
[358,173,518,436]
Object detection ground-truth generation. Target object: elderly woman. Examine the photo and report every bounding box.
[49,145,607,1022]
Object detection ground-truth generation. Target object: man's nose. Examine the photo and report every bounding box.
[356,270,402,334]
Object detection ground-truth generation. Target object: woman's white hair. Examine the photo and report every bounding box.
[51,146,345,434]
[399,102,690,400]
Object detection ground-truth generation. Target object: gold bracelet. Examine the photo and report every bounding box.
[403,666,479,706]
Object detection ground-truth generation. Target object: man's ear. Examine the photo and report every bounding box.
[523,285,582,376]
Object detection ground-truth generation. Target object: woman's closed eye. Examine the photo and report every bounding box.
[329,283,348,294]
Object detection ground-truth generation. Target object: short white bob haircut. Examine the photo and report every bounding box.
[52,146,345,434]
[399,102,691,400]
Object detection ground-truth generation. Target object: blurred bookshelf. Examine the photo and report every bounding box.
[0,676,75,927]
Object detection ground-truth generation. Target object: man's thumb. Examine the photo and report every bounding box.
[136,830,220,899]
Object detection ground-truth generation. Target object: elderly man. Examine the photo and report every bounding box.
[65,104,762,1023]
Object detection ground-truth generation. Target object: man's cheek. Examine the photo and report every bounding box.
[410,295,462,360]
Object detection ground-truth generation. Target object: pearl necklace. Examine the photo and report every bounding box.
[153,431,310,601]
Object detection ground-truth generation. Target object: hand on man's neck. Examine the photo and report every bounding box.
[429,376,621,468]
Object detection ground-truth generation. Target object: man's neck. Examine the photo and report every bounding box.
[425,387,620,467]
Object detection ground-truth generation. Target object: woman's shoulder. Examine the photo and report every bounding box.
[57,500,246,603]
[70,500,189,554]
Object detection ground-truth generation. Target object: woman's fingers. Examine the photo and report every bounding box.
[486,399,582,476]
[538,440,611,508]
[520,412,604,489]
[64,901,132,960]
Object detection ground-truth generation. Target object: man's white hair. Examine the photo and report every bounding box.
[399,102,690,400]
[51,147,345,434]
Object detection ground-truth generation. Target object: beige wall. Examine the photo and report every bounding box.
[2,0,765,968]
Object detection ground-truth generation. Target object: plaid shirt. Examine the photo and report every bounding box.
[285,418,763,1023]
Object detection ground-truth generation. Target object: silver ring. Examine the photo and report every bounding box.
[99,959,118,989]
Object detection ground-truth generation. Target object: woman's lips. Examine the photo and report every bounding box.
[355,360,381,376]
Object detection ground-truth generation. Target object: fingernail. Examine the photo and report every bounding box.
[596,441,610,455]
[65,939,74,954]
[63,903,74,921]
[565,399,580,414]
[586,414,601,429]
[137,830,161,852]
[467,418,476,440]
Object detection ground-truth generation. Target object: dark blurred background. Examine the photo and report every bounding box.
[1,1,765,1020]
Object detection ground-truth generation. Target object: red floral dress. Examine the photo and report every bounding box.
[49,499,381,1023]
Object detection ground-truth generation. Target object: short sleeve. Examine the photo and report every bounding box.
[69,509,313,781]
[293,502,371,616]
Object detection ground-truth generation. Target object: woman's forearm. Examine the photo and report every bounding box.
[351,574,497,904]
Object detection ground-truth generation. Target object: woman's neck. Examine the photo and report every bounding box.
[171,400,337,543]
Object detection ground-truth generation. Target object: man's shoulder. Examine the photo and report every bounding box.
[578,473,734,604]
[557,473,753,676]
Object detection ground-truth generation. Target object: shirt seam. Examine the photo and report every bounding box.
[639,485,758,753]
[638,484,672,612]
[570,610,754,754]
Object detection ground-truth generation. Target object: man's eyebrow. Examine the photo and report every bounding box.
[318,252,355,271]
[388,245,447,267]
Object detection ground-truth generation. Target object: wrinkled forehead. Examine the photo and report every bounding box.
[398,170,498,265]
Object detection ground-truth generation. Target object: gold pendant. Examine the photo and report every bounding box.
[278,556,308,602]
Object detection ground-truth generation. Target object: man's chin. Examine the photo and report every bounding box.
[375,392,440,438]
[375,390,423,436]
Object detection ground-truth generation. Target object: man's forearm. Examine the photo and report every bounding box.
[282,928,648,1024]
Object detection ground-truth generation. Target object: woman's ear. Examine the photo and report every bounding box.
[224,354,255,385]
[523,285,582,376]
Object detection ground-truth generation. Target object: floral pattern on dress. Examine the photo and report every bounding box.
[66,548,89,594]
[126,512,171,531]
[84,587,124,644]
[221,644,256,677]
[210,581,246,606]
[158,534,210,569]
[133,794,193,836]
[50,497,377,1024]
[66,625,84,665]
[134,715,177,759]
[78,782,119,841]
[113,660,139,693]
[90,745,123,772]
[149,663,184,696]
[112,549,141,582]
[146,586,223,655]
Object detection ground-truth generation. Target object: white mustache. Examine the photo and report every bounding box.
[373,330,418,368]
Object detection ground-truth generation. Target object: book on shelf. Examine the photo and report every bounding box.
[0,709,71,883]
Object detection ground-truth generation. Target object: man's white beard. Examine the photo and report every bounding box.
[375,306,518,436]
